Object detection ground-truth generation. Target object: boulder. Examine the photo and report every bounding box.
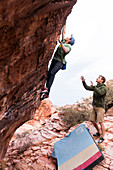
[0,0,77,159]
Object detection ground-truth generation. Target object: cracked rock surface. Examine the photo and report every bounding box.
[0,99,113,170]
[0,0,77,159]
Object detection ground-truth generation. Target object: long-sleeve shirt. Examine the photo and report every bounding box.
[82,81,107,108]
[53,38,71,64]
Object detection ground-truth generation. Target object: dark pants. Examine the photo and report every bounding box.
[46,59,63,95]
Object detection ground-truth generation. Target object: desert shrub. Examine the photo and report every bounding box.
[59,106,91,129]
[105,81,113,111]
[16,130,30,139]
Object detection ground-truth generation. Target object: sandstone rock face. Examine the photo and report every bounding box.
[35,98,56,120]
[0,0,77,159]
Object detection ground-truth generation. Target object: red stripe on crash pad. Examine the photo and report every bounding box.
[73,151,102,170]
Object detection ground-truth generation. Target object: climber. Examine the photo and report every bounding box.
[81,75,107,143]
[40,23,75,100]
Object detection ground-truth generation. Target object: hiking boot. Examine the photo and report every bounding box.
[40,93,49,100]
[93,132,100,137]
[98,137,104,144]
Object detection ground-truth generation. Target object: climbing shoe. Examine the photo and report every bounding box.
[93,132,100,137]
[98,137,104,144]
[40,93,49,100]
[41,87,48,94]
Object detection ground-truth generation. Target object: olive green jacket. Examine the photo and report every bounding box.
[82,81,107,108]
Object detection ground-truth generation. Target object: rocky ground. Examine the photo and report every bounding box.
[0,99,113,170]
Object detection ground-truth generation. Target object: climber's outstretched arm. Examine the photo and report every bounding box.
[62,24,66,39]
[59,39,69,53]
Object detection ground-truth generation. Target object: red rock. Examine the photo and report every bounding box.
[0,0,77,159]
[31,146,40,151]
[14,161,28,170]
[105,132,113,141]
[40,129,58,139]
[1,96,113,169]
[24,150,33,156]
[35,99,56,120]
[106,145,113,157]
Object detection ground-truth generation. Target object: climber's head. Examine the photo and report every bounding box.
[65,35,75,46]
[96,75,106,84]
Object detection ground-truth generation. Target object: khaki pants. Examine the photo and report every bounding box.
[89,107,105,123]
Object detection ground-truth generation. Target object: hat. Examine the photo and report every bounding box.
[70,34,75,46]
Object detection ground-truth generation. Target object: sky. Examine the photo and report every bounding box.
[49,0,113,106]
